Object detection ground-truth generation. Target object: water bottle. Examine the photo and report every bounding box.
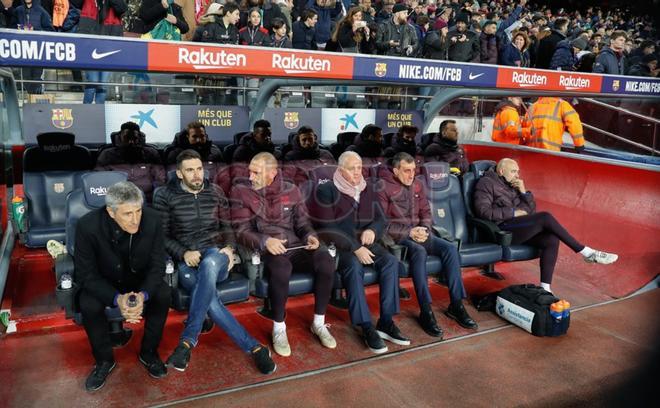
[11,196,25,233]
[60,273,72,290]
[251,250,261,265]
[549,301,564,336]
[328,242,337,258]
[127,294,138,308]
[561,300,571,320]
[165,258,175,287]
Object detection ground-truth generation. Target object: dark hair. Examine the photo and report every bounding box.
[439,119,456,134]
[187,121,205,131]
[297,125,315,135]
[397,125,419,136]
[486,11,496,20]
[247,6,261,19]
[416,15,430,26]
[554,17,569,31]
[254,119,271,130]
[223,2,239,16]
[121,121,140,132]
[392,152,415,169]
[640,40,655,50]
[360,124,382,141]
[610,30,627,42]
[302,8,318,22]
[176,149,202,169]
[483,20,497,29]
[271,17,286,30]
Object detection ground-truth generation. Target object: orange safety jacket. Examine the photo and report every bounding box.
[492,105,532,145]
[525,97,584,151]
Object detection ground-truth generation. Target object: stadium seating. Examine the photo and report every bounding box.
[329,131,359,160]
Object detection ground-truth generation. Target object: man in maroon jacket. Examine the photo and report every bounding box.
[379,153,477,335]
[230,152,336,357]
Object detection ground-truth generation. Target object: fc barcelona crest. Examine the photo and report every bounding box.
[53,183,65,193]
[51,108,74,129]
[611,80,620,92]
[284,112,299,129]
[374,63,387,78]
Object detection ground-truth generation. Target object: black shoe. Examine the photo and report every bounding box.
[201,317,214,334]
[363,326,388,354]
[376,320,411,346]
[251,345,277,375]
[399,286,411,300]
[446,303,478,330]
[110,328,133,348]
[85,360,116,392]
[419,310,444,338]
[166,342,192,372]
[139,352,168,379]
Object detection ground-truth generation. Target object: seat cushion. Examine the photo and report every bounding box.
[459,243,502,267]
[25,227,67,248]
[502,245,541,262]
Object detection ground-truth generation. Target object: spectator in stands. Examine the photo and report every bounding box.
[232,119,280,163]
[282,126,336,184]
[479,20,498,64]
[376,3,418,57]
[139,0,189,36]
[384,125,423,160]
[306,0,342,49]
[446,14,479,62]
[239,0,287,33]
[170,0,206,41]
[593,30,628,75]
[627,40,655,67]
[153,150,276,375]
[239,7,271,45]
[192,2,238,43]
[525,97,584,152]
[312,151,408,354]
[0,0,14,28]
[423,18,448,60]
[165,122,225,182]
[628,54,659,77]
[76,181,170,391]
[535,17,569,69]
[500,31,530,67]
[330,6,374,53]
[76,0,127,104]
[424,120,469,175]
[379,152,477,335]
[357,0,374,25]
[549,37,588,71]
[231,152,337,357]
[491,97,531,145]
[38,0,79,32]
[413,15,430,52]
[273,0,291,29]
[291,8,318,50]
[473,158,619,294]
[95,121,166,202]
[374,0,393,24]
[269,16,291,47]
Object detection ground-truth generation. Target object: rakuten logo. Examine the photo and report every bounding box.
[511,71,547,87]
[272,53,331,74]
[90,186,108,196]
[559,75,591,90]
[178,48,247,70]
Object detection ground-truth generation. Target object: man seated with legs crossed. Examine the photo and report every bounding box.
[312,151,410,354]
[474,158,618,293]
[379,153,477,336]
[153,150,276,374]
[230,152,336,357]
[76,181,171,391]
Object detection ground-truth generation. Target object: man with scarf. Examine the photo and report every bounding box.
[423,119,469,175]
[95,121,165,202]
[282,126,336,184]
[379,152,478,337]
[231,152,337,357]
[346,124,386,179]
[312,151,409,354]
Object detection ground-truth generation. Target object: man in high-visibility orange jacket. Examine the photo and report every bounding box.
[491,97,532,145]
[524,97,585,152]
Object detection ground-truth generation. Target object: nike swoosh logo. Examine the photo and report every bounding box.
[469,73,485,80]
[91,49,121,60]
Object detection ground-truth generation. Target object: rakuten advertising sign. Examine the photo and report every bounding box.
[497,67,602,93]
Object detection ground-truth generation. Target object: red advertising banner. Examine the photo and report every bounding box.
[147,42,354,79]
[496,67,603,93]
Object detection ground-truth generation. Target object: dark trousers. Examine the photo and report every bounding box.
[401,235,467,307]
[263,248,335,322]
[79,284,171,364]
[337,244,400,326]
[500,211,584,284]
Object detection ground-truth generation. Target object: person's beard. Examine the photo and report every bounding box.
[190,140,212,158]
[120,145,143,163]
[395,136,417,156]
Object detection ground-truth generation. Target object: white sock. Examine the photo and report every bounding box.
[313,314,325,327]
[540,282,552,292]
[273,321,286,334]
[579,246,595,257]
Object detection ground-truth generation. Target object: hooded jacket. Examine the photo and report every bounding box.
[535,29,566,69]
[473,169,536,224]
[549,39,577,71]
[592,46,626,75]
[12,0,54,30]
[74,0,126,36]
[423,136,469,174]
[192,14,238,43]
[282,136,336,184]
[231,133,279,164]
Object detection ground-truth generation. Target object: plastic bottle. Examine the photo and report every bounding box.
[127,294,138,308]
[165,258,175,286]
[560,300,571,320]
[251,250,261,265]
[11,196,25,233]
[549,301,564,322]
[328,242,337,258]
[60,273,72,290]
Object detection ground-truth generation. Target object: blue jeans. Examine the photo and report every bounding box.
[178,248,258,352]
[83,71,109,104]
[401,235,467,307]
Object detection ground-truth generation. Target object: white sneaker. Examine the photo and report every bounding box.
[584,250,618,265]
[46,240,67,259]
[272,330,291,357]
[311,324,337,349]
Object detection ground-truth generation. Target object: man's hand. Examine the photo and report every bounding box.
[219,246,235,271]
[519,0,527,7]
[511,178,526,194]
[118,292,144,324]
[306,235,320,250]
[165,14,177,24]
[361,229,375,246]
[265,237,288,255]
[161,0,169,9]
[410,227,429,243]
[183,250,202,267]
[1,0,12,10]
[514,209,528,217]
[354,246,375,265]
[441,27,448,36]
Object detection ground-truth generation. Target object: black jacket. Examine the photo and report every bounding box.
[232,133,280,163]
[153,178,234,262]
[424,29,448,60]
[74,207,166,306]
[192,15,238,44]
[447,28,480,62]
[139,0,188,35]
[535,30,566,69]
[423,136,469,174]
[292,20,317,50]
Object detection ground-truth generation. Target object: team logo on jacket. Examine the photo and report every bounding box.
[612,80,620,92]
[53,182,65,193]
[437,208,446,218]
[51,108,73,129]
[375,63,387,78]
[284,112,299,129]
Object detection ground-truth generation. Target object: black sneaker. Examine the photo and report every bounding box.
[251,345,277,375]
[166,342,192,372]
[85,360,116,392]
[376,320,411,346]
[139,352,168,379]
[110,328,133,348]
[419,310,444,338]
[363,326,388,354]
[201,317,214,334]
[446,303,478,330]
